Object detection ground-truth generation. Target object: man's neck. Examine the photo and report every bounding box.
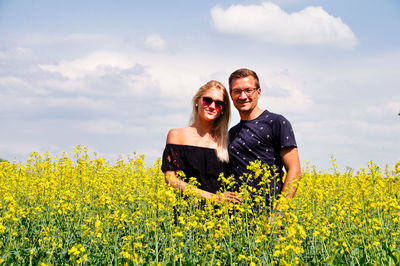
[239,106,263,121]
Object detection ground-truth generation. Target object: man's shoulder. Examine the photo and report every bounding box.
[229,122,241,132]
[253,110,281,124]
[261,110,289,123]
[228,122,243,141]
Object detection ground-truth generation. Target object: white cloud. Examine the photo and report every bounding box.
[39,51,133,79]
[364,101,400,118]
[259,74,312,113]
[210,2,357,48]
[80,120,127,135]
[42,96,111,110]
[37,50,173,96]
[0,94,112,115]
[0,76,27,88]
[0,141,41,157]
[144,34,167,51]
[0,95,36,112]
[146,65,205,98]
[21,33,104,46]
[80,119,148,135]
[0,47,34,60]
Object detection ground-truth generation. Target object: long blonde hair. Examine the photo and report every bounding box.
[190,80,230,162]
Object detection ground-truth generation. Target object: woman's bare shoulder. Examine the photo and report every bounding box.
[166,127,194,144]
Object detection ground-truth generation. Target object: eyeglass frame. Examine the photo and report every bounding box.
[230,87,259,97]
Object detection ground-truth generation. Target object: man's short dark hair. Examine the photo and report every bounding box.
[228,68,260,89]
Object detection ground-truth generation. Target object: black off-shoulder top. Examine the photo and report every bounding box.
[161,144,228,193]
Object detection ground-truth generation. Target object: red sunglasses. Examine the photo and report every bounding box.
[202,96,225,111]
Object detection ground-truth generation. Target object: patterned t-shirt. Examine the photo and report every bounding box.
[228,110,297,192]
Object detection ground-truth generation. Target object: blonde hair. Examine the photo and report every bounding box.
[190,80,230,162]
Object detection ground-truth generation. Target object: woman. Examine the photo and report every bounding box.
[161,80,239,203]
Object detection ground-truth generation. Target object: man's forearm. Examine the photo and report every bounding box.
[274,169,301,212]
[281,171,301,199]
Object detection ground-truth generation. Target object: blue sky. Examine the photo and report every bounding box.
[1,0,399,171]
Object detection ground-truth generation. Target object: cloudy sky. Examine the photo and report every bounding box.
[1,0,399,171]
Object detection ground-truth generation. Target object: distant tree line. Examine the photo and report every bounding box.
[0,158,6,162]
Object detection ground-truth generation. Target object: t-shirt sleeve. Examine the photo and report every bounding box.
[161,144,185,173]
[275,116,297,149]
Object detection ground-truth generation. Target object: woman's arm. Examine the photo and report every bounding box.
[165,170,239,203]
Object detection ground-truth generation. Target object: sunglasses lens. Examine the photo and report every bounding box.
[202,97,213,106]
[215,101,224,110]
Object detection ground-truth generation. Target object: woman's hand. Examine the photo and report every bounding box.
[217,191,241,204]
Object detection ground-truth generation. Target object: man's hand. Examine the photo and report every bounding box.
[268,210,284,228]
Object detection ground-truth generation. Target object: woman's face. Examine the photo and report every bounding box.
[196,88,225,123]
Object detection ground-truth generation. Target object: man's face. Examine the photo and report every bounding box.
[229,76,260,114]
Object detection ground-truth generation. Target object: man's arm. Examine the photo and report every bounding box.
[275,147,301,210]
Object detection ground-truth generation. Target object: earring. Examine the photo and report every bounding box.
[195,104,198,107]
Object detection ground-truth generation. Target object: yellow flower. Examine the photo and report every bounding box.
[134,242,143,249]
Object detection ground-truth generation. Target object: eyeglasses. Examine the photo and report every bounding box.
[231,87,258,96]
[202,96,225,111]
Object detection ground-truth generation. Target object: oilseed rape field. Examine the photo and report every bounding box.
[1,146,400,265]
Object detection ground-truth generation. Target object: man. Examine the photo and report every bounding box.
[228,68,301,213]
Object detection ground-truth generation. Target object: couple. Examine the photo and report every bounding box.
[161,68,301,211]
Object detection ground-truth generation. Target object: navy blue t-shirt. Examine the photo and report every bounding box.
[228,110,297,193]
